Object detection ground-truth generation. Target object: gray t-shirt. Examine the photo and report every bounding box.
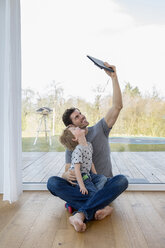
[65,118,113,177]
[70,142,93,176]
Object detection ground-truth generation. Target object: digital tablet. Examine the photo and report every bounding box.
[87,55,114,72]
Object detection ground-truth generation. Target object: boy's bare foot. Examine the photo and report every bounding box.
[69,213,86,232]
[95,206,113,220]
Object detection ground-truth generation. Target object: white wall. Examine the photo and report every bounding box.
[0,0,5,193]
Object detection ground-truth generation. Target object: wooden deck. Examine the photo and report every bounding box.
[22,152,165,183]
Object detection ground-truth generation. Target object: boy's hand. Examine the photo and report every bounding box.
[80,186,88,195]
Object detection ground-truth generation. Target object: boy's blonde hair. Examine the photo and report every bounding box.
[59,126,78,151]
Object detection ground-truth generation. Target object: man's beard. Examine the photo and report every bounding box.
[80,119,89,129]
[81,126,87,129]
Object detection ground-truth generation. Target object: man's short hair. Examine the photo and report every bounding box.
[59,127,78,151]
[62,107,80,126]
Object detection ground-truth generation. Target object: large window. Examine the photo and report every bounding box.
[21,0,165,188]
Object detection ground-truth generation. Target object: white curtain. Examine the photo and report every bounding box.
[0,0,22,203]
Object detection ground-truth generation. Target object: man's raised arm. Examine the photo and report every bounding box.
[104,62,123,128]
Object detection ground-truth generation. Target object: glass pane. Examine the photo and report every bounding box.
[21,0,165,184]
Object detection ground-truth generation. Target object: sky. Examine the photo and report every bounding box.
[21,0,165,102]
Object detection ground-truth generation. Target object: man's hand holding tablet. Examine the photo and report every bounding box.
[87,55,116,78]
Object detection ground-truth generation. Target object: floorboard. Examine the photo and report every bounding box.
[0,192,165,248]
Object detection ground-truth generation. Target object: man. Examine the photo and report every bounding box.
[62,62,123,179]
[47,62,128,232]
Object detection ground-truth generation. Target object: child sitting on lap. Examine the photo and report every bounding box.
[60,126,107,197]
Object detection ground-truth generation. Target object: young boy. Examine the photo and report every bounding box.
[60,125,108,198]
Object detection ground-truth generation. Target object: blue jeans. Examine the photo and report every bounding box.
[47,174,128,221]
[81,173,107,197]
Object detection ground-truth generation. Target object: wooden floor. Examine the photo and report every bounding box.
[0,191,165,248]
[22,152,165,183]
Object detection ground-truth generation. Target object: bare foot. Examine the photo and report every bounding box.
[69,213,86,232]
[95,206,113,220]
